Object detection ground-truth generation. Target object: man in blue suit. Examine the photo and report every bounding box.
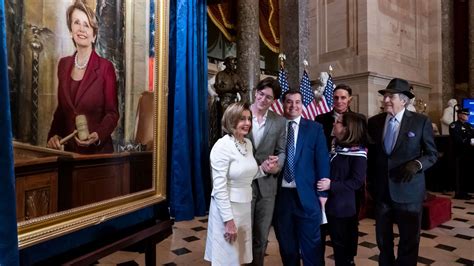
[274,89,330,265]
[368,78,437,266]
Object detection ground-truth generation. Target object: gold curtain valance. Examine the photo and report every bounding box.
[207,0,280,53]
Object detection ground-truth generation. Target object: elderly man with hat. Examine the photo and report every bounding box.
[449,107,474,200]
[367,78,438,266]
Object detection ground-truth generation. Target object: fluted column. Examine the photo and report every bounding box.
[236,0,259,103]
[469,0,474,97]
[279,0,309,89]
[442,0,455,105]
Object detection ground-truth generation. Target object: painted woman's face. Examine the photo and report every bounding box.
[333,116,347,141]
[70,9,96,48]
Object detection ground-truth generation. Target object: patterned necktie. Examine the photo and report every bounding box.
[283,121,296,183]
[384,117,397,154]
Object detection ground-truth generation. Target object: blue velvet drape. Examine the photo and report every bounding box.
[168,0,209,221]
[0,2,20,265]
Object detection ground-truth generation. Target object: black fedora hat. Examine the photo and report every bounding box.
[457,108,470,115]
[378,78,415,99]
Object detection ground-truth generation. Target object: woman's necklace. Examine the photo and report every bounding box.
[233,136,248,156]
[74,53,88,70]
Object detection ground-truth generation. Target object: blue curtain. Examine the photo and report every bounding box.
[168,0,209,221]
[0,2,19,265]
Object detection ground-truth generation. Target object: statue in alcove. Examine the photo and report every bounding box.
[312,71,330,101]
[440,98,458,135]
[214,56,247,113]
[208,57,246,147]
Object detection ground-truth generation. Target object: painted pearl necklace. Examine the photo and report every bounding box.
[74,53,88,70]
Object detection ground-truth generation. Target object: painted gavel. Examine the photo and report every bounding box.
[58,115,89,145]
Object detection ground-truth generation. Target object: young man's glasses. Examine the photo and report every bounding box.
[256,91,274,101]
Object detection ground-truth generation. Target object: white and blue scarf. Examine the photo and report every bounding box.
[330,145,367,162]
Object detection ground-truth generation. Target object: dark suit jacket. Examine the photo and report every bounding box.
[248,111,286,197]
[48,50,119,153]
[277,118,330,215]
[315,110,336,150]
[367,110,437,204]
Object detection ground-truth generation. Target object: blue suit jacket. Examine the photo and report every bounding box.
[278,118,330,215]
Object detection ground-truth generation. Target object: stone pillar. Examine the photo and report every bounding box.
[470,0,474,97]
[96,0,125,142]
[279,0,309,89]
[442,0,455,105]
[236,0,259,103]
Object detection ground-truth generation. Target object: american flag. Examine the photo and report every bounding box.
[322,74,334,110]
[269,67,290,115]
[148,0,155,91]
[300,71,335,120]
[300,70,319,120]
[308,73,334,118]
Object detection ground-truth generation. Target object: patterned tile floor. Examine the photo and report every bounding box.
[97,192,474,265]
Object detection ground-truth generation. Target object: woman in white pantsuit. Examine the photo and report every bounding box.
[204,102,275,265]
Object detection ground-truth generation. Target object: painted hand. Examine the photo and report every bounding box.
[47,135,62,150]
[75,132,100,147]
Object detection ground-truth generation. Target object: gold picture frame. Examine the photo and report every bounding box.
[15,0,169,248]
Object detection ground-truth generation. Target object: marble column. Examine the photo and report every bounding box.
[279,0,309,89]
[442,0,455,105]
[96,0,125,142]
[470,0,474,97]
[236,0,259,103]
[5,0,23,141]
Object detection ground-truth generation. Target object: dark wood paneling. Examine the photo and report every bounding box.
[14,144,153,218]
[58,155,131,210]
[129,151,153,193]
[15,163,58,222]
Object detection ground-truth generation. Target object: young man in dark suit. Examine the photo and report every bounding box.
[314,84,358,265]
[315,84,353,151]
[315,84,368,265]
[274,89,330,265]
[367,78,438,266]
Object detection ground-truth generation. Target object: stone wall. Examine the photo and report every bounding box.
[308,0,443,123]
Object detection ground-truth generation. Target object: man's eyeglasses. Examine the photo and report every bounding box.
[256,91,274,101]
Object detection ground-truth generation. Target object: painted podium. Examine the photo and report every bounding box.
[14,141,153,222]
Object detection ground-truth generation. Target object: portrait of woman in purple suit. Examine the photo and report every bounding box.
[46,0,118,154]
[318,112,368,266]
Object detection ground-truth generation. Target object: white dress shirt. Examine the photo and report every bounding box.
[251,110,268,148]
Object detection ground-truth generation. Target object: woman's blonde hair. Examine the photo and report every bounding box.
[221,102,252,135]
[66,0,98,47]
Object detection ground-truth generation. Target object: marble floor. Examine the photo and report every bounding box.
[98,192,474,265]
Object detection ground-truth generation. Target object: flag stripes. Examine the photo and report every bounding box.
[269,67,335,119]
[270,67,289,115]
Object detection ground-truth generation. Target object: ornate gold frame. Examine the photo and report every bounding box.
[16,0,169,249]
